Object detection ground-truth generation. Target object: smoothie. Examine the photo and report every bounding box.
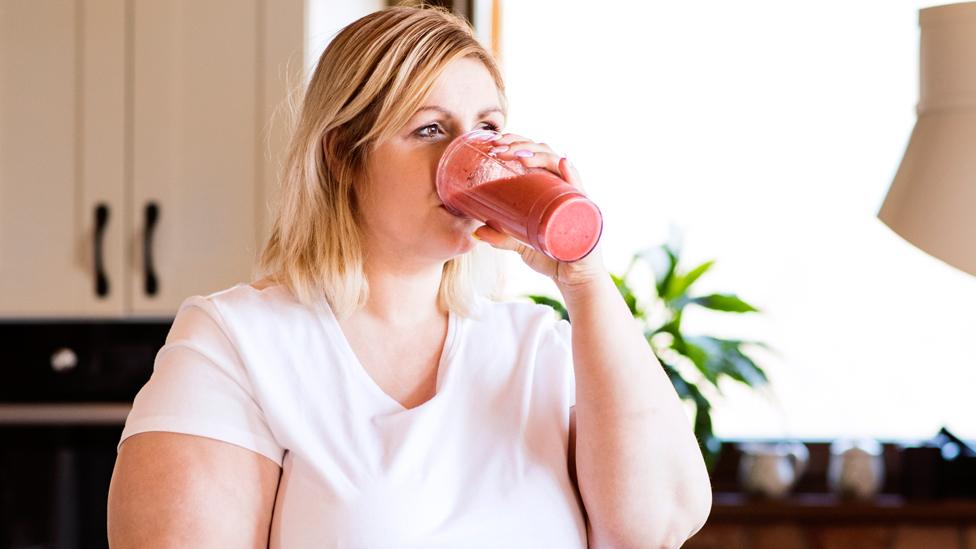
[436,129,603,262]
[449,171,602,262]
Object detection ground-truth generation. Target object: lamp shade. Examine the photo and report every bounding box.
[878,2,976,276]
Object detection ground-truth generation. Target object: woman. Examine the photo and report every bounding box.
[107,5,711,548]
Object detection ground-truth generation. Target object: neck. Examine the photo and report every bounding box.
[358,245,447,327]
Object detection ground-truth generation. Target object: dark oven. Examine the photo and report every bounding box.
[0,320,167,549]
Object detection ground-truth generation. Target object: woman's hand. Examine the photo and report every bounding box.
[470,133,608,292]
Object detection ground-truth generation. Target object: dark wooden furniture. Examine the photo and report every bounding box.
[686,440,976,549]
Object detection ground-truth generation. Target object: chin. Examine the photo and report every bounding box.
[449,231,479,257]
[428,226,478,260]
[425,209,479,256]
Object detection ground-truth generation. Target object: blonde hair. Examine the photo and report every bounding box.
[257,4,508,320]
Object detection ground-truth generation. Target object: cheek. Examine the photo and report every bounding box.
[360,183,433,236]
[361,147,442,227]
[364,169,427,210]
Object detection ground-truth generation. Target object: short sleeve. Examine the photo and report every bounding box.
[118,296,285,466]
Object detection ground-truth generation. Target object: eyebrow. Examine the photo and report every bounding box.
[416,105,505,119]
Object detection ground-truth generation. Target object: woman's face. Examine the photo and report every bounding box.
[362,57,506,264]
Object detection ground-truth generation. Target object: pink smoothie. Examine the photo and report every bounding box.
[448,171,602,262]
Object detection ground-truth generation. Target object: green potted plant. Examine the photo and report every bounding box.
[528,240,772,470]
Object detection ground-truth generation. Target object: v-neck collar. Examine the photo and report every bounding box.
[317,297,461,414]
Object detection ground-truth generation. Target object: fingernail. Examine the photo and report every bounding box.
[469,130,497,141]
[515,149,534,158]
[490,145,509,154]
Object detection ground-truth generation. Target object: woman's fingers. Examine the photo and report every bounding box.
[488,132,530,146]
[503,146,586,193]
[471,224,523,252]
[472,223,559,279]
[472,133,602,285]
[559,156,586,192]
[489,138,560,158]
[489,139,570,180]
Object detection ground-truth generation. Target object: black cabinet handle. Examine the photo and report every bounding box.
[94,203,110,297]
[144,202,159,296]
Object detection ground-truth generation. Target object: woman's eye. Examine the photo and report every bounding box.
[416,122,501,139]
[417,124,442,139]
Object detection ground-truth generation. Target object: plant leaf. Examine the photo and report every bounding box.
[658,246,679,299]
[662,358,720,469]
[678,339,720,387]
[610,273,641,317]
[670,294,692,312]
[659,360,692,400]
[685,336,769,387]
[724,346,769,386]
[664,260,715,301]
[623,254,639,279]
[689,393,721,471]
[525,294,569,321]
[661,309,684,337]
[639,245,678,298]
[690,293,759,313]
[725,338,772,349]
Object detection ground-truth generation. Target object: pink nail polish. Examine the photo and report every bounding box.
[515,149,534,158]
[469,130,497,141]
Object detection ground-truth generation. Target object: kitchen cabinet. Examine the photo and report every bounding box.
[0,0,125,317]
[0,0,303,318]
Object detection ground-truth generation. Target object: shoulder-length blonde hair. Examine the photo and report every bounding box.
[257,4,507,320]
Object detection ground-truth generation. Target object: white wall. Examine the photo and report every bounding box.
[305,0,386,81]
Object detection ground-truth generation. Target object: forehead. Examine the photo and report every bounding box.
[414,105,504,120]
[415,57,503,118]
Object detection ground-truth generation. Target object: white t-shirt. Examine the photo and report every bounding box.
[118,282,586,548]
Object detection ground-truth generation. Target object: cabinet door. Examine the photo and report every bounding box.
[0,0,126,318]
[129,0,261,316]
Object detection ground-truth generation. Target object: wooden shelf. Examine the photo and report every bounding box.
[710,492,976,524]
[690,440,976,547]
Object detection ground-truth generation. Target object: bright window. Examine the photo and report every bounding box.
[498,0,976,440]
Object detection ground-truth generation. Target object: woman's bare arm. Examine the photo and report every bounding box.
[107,431,282,548]
[559,273,712,549]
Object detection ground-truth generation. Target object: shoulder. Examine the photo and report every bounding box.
[167,281,312,352]
[155,282,329,393]
[187,280,305,325]
[470,294,569,343]
[473,294,560,321]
